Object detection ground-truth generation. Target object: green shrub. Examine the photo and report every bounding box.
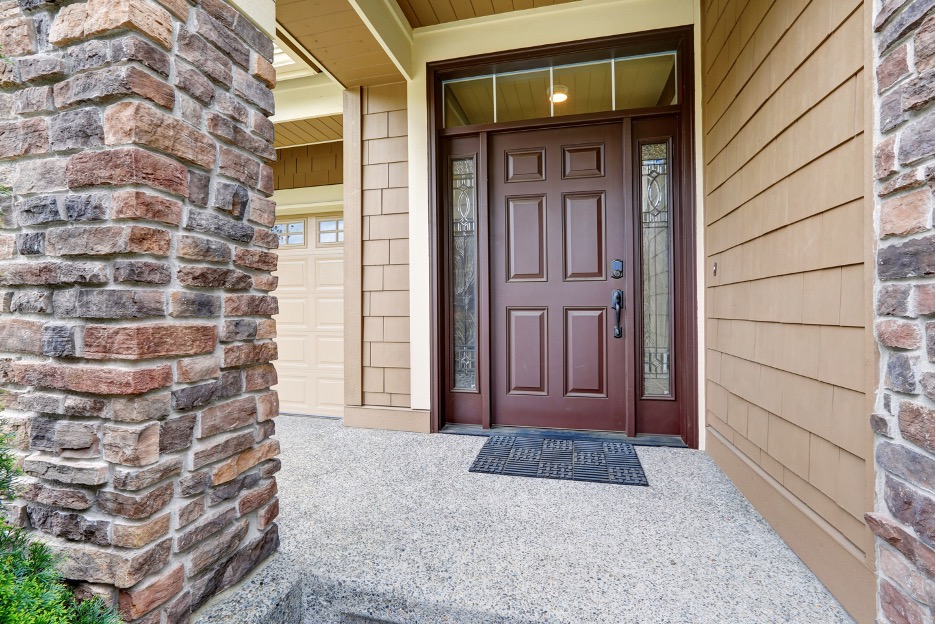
[0,433,122,624]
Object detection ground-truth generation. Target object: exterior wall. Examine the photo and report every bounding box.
[701,0,876,620]
[360,83,411,409]
[272,142,343,190]
[866,1,935,623]
[0,0,282,620]
[343,82,424,430]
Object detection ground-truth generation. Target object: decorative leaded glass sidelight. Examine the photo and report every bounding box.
[640,142,673,397]
[451,157,478,390]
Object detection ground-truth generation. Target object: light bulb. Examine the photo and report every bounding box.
[548,84,569,103]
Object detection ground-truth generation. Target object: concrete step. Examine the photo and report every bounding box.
[194,554,539,624]
[303,574,540,624]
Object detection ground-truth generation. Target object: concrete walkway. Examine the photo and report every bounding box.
[275,415,853,624]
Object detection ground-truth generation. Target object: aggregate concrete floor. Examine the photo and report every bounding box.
[276,415,854,624]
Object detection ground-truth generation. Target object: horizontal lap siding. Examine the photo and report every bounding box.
[702,0,873,604]
[272,142,344,190]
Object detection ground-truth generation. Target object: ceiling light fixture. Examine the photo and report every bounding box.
[548,84,569,103]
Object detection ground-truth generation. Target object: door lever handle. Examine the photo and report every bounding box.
[610,289,623,339]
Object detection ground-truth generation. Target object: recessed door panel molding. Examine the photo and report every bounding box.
[506,195,547,281]
[276,377,308,404]
[277,261,307,288]
[562,143,605,179]
[278,339,307,363]
[314,298,344,330]
[563,191,606,281]
[315,377,344,410]
[315,335,344,367]
[277,300,307,326]
[505,148,546,182]
[564,308,607,397]
[315,258,344,288]
[507,308,548,395]
[274,210,345,417]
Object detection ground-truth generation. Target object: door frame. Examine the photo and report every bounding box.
[427,25,698,447]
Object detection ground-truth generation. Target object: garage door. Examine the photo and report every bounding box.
[273,213,344,416]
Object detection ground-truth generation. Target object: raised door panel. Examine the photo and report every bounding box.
[562,143,605,179]
[315,377,345,411]
[564,308,607,397]
[277,299,308,328]
[315,335,344,368]
[277,260,307,288]
[563,192,606,280]
[506,195,547,281]
[506,148,546,182]
[277,337,307,363]
[314,297,344,330]
[315,258,344,289]
[507,308,548,394]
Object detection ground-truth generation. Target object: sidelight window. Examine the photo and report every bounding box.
[640,142,673,398]
[442,52,678,129]
[451,156,478,391]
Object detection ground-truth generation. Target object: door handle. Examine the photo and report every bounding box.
[610,289,623,339]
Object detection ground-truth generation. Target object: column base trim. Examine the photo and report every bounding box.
[343,405,431,433]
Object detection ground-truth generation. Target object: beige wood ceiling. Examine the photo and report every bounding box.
[396,0,580,28]
[275,115,344,148]
[277,0,402,87]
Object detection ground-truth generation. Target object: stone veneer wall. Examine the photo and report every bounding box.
[867,2,935,623]
[0,0,282,620]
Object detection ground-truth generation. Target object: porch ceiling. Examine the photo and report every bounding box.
[274,114,344,148]
[275,0,594,88]
[394,0,580,28]
[277,0,403,87]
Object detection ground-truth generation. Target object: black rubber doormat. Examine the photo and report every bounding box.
[469,435,649,486]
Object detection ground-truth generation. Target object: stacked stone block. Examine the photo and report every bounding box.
[868,2,935,623]
[0,0,280,620]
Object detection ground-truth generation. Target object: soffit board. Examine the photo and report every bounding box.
[275,114,344,148]
[395,0,581,29]
[277,0,403,87]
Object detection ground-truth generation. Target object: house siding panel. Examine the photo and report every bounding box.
[358,83,411,409]
[272,142,343,190]
[702,0,875,620]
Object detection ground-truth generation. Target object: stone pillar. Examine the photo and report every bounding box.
[0,0,281,619]
[867,2,935,624]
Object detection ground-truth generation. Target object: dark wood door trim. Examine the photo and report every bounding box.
[622,118,637,438]
[428,25,698,447]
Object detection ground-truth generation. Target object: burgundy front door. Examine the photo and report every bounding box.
[490,123,631,431]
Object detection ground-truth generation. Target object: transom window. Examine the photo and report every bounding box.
[442,52,678,129]
[273,220,306,247]
[318,218,344,244]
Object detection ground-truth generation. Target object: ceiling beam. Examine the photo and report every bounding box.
[345,0,414,80]
[273,74,344,123]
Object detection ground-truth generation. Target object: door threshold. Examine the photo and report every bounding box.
[440,423,688,448]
